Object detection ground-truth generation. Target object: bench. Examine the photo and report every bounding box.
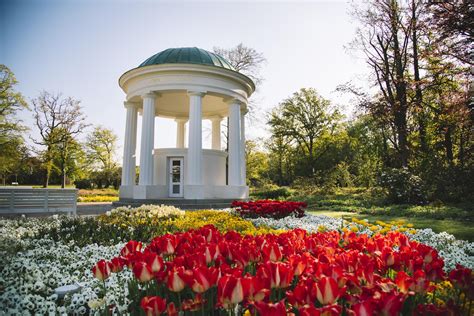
[0,188,78,216]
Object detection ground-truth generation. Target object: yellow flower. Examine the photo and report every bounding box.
[350,225,359,232]
[408,229,417,234]
[406,223,414,228]
[243,310,251,316]
[370,226,379,232]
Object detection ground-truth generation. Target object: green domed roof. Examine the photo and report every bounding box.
[139,47,235,71]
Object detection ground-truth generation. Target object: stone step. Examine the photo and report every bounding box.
[112,199,241,210]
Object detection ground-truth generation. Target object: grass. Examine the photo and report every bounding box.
[309,210,474,242]
[291,187,474,241]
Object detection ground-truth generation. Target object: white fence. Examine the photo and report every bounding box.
[0,188,78,215]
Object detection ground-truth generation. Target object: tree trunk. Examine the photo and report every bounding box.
[61,163,66,188]
[459,125,465,166]
[411,0,427,152]
[390,0,409,167]
[445,126,454,164]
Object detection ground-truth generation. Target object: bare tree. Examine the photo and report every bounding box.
[213,43,266,151]
[351,0,411,167]
[213,43,266,86]
[32,91,88,188]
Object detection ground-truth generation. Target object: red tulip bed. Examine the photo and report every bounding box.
[231,200,307,219]
[92,225,473,316]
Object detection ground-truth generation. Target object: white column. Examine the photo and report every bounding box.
[175,118,187,148]
[240,109,246,185]
[228,99,241,186]
[210,116,222,150]
[139,93,156,185]
[187,91,204,185]
[121,102,138,185]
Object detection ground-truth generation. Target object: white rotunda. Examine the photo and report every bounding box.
[118,47,254,205]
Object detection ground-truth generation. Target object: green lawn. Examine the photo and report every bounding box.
[309,210,474,242]
[290,187,473,242]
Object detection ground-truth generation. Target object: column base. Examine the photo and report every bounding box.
[119,185,249,200]
[119,185,168,199]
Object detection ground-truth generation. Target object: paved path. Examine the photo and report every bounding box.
[76,202,113,215]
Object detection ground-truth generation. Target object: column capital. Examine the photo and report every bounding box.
[175,117,188,123]
[224,97,244,106]
[187,90,206,97]
[124,101,139,109]
[208,115,223,122]
[142,92,159,99]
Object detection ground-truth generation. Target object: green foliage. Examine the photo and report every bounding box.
[268,88,342,178]
[75,178,93,189]
[0,65,28,185]
[246,139,269,187]
[251,186,293,199]
[378,168,428,205]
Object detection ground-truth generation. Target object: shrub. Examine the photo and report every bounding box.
[74,178,93,189]
[378,168,428,205]
[232,200,307,219]
[251,186,292,199]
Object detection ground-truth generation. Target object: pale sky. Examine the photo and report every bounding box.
[1,0,369,159]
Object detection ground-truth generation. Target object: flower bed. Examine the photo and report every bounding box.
[232,200,307,219]
[1,206,473,315]
[248,214,474,271]
[93,225,472,315]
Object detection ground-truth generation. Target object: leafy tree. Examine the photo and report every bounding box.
[0,65,28,185]
[84,126,119,188]
[32,91,88,187]
[51,131,86,186]
[245,139,269,187]
[85,126,118,172]
[268,88,341,177]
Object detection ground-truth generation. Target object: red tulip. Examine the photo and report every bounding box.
[395,271,414,294]
[110,257,124,273]
[92,259,111,281]
[167,267,191,292]
[262,242,283,262]
[218,274,245,308]
[449,264,472,290]
[167,302,178,316]
[351,300,374,316]
[254,299,287,316]
[242,275,269,303]
[314,277,343,305]
[133,262,154,282]
[258,261,293,289]
[120,240,142,256]
[412,270,430,294]
[203,243,219,264]
[140,296,166,316]
[189,266,218,293]
[158,235,178,255]
[379,293,404,316]
[298,304,321,316]
[144,253,164,273]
